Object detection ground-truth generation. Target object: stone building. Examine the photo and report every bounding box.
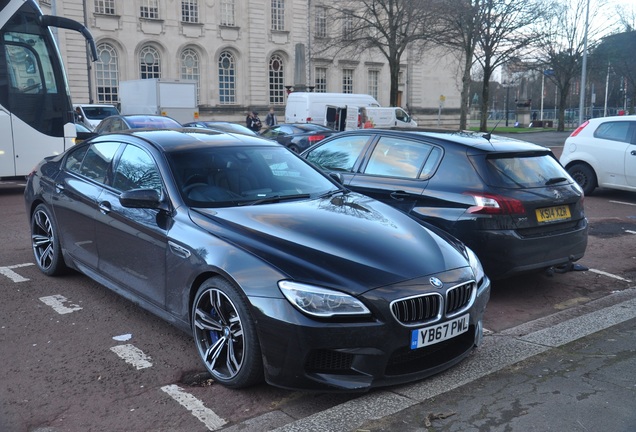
[38,0,463,126]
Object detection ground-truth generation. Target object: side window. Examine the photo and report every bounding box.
[78,142,120,183]
[112,145,162,192]
[364,137,432,179]
[65,145,90,173]
[304,135,369,172]
[594,121,632,143]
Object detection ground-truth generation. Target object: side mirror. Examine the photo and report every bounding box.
[329,172,344,184]
[119,188,161,209]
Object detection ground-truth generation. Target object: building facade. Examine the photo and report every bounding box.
[38,0,463,126]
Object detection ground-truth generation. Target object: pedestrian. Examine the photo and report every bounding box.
[247,111,262,133]
[265,107,278,127]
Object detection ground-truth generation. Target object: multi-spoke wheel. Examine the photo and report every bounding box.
[192,277,263,388]
[30,204,67,276]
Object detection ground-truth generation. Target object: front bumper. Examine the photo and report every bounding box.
[248,270,490,392]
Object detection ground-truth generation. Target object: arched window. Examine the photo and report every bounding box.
[95,43,119,103]
[181,48,200,103]
[139,46,161,79]
[269,54,284,105]
[218,51,236,104]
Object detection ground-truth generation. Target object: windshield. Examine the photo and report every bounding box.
[81,106,119,120]
[483,154,572,188]
[167,145,339,207]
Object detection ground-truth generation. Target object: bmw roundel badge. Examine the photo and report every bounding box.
[429,277,443,288]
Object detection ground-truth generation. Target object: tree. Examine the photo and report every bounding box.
[534,0,606,130]
[434,0,483,130]
[317,0,442,107]
[473,0,546,132]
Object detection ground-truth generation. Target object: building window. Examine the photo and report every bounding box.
[315,6,326,38]
[271,0,285,31]
[343,10,353,40]
[181,0,198,23]
[218,51,236,104]
[220,0,235,26]
[181,48,200,103]
[95,43,119,103]
[368,70,379,100]
[140,0,159,19]
[139,46,161,79]
[269,54,285,105]
[95,0,115,14]
[342,69,353,94]
[315,67,327,93]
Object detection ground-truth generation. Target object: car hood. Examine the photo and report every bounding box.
[190,193,469,294]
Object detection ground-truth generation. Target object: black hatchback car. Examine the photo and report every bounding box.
[301,129,588,280]
[24,128,490,391]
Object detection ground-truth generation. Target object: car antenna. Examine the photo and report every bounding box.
[482,118,502,146]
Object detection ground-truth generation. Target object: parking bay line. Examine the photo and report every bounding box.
[589,268,632,283]
[161,384,227,430]
[39,294,82,314]
[609,200,636,207]
[109,344,153,370]
[246,291,636,432]
[0,263,34,283]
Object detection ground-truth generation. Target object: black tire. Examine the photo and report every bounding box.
[30,204,68,276]
[192,277,263,388]
[567,163,597,195]
[288,144,300,153]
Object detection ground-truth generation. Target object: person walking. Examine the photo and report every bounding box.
[265,107,278,127]
[246,111,262,133]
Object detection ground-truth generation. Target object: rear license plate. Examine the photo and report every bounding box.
[536,205,571,223]
[410,314,470,350]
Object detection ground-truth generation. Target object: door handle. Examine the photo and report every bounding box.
[98,201,112,214]
[55,183,65,193]
[390,191,410,201]
[631,150,636,156]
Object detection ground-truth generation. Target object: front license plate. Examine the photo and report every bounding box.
[535,205,571,223]
[410,314,470,350]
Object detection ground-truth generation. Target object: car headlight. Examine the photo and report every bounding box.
[278,281,371,317]
[466,247,485,283]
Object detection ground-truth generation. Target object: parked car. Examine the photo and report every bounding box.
[93,114,182,134]
[560,116,636,195]
[74,123,97,144]
[260,123,338,152]
[182,121,258,136]
[74,103,120,130]
[24,129,489,392]
[301,129,588,280]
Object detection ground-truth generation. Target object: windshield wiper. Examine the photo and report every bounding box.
[319,189,348,199]
[545,177,568,186]
[238,193,311,206]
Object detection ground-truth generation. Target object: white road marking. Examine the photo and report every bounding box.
[625,230,636,235]
[0,263,34,282]
[609,200,636,206]
[110,344,153,370]
[39,294,82,314]
[161,384,227,430]
[589,268,632,282]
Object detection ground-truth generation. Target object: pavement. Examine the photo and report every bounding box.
[220,288,636,432]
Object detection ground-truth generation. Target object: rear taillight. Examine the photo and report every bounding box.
[466,193,526,215]
[308,135,325,142]
[306,117,313,122]
[569,120,589,137]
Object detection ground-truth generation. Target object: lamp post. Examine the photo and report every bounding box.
[505,85,511,127]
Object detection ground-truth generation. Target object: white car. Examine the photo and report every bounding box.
[560,116,636,195]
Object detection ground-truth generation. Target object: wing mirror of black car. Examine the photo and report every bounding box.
[329,172,344,184]
[119,188,162,209]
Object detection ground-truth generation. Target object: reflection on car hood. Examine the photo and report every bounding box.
[191,193,468,294]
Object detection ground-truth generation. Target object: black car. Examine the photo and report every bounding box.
[93,114,182,134]
[301,129,588,280]
[25,128,490,391]
[260,123,337,153]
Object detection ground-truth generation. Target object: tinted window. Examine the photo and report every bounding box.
[112,145,162,192]
[594,121,633,143]
[364,136,432,179]
[65,145,90,173]
[78,142,120,183]
[305,135,369,172]
[485,154,569,188]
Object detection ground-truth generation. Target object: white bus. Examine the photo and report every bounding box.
[0,0,96,179]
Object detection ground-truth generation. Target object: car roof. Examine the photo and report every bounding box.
[329,128,548,153]
[94,128,279,152]
[584,115,636,124]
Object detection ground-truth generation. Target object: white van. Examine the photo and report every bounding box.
[285,92,380,125]
[364,107,417,128]
[74,104,120,130]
